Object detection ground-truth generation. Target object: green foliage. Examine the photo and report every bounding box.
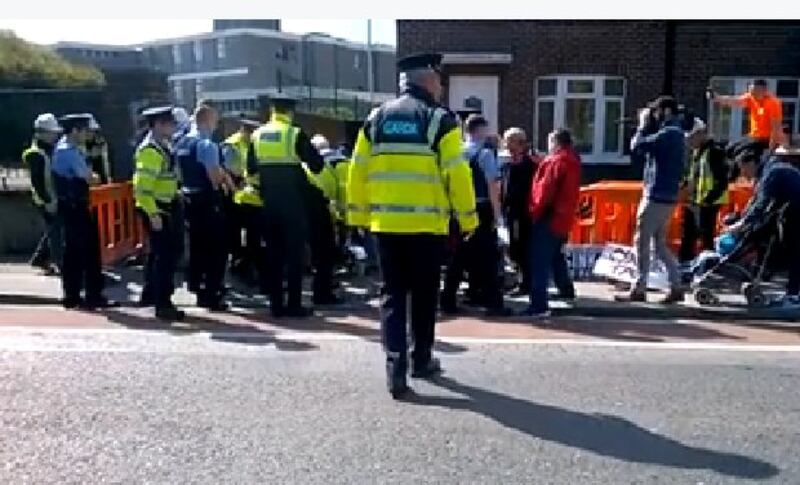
[0,31,105,89]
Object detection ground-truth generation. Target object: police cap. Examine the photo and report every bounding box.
[269,93,299,111]
[397,53,443,73]
[141,105,175,124]
[57,113,93,132]
[456,108,482,122]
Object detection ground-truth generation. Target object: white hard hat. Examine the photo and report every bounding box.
[88,115,100,131]
[172,107,190,126]
[33,113,62,133]
[311,134,330,152]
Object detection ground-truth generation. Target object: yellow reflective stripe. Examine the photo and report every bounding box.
[427,108,444,145]
[367,171,441,184]
[441,155,465,170]
[136,167,160,178]
[371,143,435,156]
[134,187,155,196]
[352,154,367,165]
[369,204,446,215]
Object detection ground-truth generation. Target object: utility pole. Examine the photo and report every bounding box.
[366,19,375,107]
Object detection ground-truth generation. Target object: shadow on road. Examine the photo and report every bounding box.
[103,309,318,352]
[409,376,779,480]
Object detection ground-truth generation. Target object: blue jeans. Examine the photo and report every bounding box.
[528,221,560,313]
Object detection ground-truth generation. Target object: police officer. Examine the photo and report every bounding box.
[85,116,111,184]
[176,104,234,311]
[223,116,261,276]
[248,94,325,318]
[133,106,184,321]
[306,138,343,305]
[347,53,478,398]
[24,113,63,275]
[51,113,116,310]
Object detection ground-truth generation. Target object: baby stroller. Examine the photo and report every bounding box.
[691,200,789,308]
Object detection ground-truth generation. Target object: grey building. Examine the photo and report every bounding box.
[55,20,396,119]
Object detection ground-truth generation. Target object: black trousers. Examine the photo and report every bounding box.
[262,204,307,312]
[377,233,445,371]
[139,203,181,309]
[442,203,503,308]
[224,196,244,266]
[679,205,720,263]
[508,212,532,290]
[309,202,336,299]
[184,191,228,302]
[238,204,268,290]
[783,207,800,296]
[30,206,63,270]
[59,202,103,303]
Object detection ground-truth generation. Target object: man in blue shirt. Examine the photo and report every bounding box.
[51,114,116,310]
[441,113,511,316]
[617,96,686,304]
[175,104,234,311]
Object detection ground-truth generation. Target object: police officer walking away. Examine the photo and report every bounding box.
[24,113,64,275]
[176,104,234,311]
[347,53,478,399]
[248,95,325,318]
[51,114,116,310]
[133,106,183,321]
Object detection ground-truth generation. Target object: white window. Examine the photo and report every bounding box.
[535,76,626,163]
[193,40,203,63]
[217,37,227,60]
[709,77,800,143]
[195,79,204,100]
[172,44,182,67]
[173,81,183,104]
[354,53,361,70]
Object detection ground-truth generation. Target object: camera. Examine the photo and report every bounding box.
[639,101,696,136]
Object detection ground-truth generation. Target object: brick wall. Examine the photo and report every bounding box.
[398,20,800,181]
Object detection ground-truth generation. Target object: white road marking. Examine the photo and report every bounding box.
[0,326,799,353]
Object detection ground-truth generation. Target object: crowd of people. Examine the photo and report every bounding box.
[19,52,800,397]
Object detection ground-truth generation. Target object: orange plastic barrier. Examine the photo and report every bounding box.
[89,182,145,266]
[569,180,754,250]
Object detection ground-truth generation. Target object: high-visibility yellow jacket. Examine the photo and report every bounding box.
[234,173,263,207]
[222,131,249,179]
[333,159,351,222]
[21,140,56,207]
[304,163,337,202]
[346,92,477,235]
[252,115,300,167]
[687,141,729,206]
[133,133,179,216]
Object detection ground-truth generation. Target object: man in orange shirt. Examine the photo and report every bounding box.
[709,79,785,154]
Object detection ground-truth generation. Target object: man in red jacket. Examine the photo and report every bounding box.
[525,128,582,318]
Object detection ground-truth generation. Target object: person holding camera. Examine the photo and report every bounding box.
[616,96,686,304]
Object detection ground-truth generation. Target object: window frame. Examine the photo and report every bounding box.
[172,44,182,67]
[708,77,800,143]
[193,40,204,64]
[216,37,227,60]
[534,75,627,165]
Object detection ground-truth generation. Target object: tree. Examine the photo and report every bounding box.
[0,31,105,89]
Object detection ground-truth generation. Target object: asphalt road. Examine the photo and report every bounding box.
[1,330,797,484]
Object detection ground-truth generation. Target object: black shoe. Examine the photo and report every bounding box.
[440,301,460,315]
[386,358,410,399]
[313,294,344,305]
[552,292,576,302]
[63,297,84,309]
[284,306,313,318]
[81,297,120,310]
[614,291,646,303]
[138,292,154,307]
[411,357,443,379]
[156,306,185,322]
[199,299,230,312]
[270,306,285,318]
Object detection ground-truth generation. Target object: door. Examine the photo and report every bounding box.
[448,75,500,133]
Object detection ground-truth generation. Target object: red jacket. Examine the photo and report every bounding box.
[528,147,582,237]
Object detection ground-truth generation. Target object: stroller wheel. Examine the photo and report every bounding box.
[694,288,718,306]
[742,283,767,308]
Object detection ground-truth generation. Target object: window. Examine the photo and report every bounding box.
[354,53,361,70]
[217,38,227,60]
[173,81,183,104]
[709,77,800,142]
[195,79,203,100]
[535,76,626,162]
[172,44,182,66]
[194,40,203,63]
